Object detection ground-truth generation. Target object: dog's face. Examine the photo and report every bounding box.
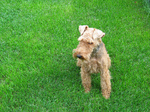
[73,25,105,61]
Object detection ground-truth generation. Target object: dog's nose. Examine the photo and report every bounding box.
[77,54,82,59]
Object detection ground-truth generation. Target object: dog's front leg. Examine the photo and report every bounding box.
[81,67,91,93]
[100,69,111,99]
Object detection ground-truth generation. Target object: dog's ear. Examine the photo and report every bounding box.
[93,29,105,39]
[79,25,89,35]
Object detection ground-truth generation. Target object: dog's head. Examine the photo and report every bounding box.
[73,25,105,61]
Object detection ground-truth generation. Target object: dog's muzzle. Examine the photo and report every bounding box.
[77,54,83,59]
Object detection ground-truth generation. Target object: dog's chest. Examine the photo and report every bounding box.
[82,59,101,74]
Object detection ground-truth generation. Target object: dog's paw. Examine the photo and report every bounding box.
[102,92,110,99]
[85,89,90,93]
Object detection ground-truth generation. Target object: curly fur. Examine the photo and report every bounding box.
[73,25,111,99]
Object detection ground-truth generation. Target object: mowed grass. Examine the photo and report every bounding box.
[0,0,150,111]
[144,0,150,14]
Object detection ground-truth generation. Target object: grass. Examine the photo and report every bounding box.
[143,0,150,14]
[0,0,150,111]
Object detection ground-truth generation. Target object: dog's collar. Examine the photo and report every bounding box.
[90,44,101,58]
[95,44,101,52]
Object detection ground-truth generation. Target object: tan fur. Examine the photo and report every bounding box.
[73,25,111,99]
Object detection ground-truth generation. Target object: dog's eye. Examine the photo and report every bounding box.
[88,42,93,45]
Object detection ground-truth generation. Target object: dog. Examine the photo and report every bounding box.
[73,25,111,99]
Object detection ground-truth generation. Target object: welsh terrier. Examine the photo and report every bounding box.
[73,25,111,99]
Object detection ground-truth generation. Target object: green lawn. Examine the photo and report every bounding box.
[0,0,150,111]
